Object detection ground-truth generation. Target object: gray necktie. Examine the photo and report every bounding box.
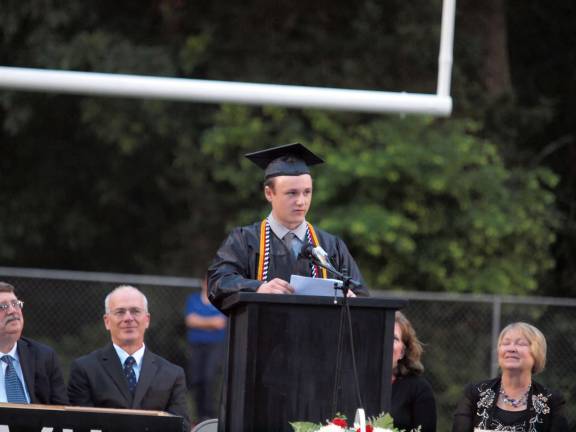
[2,355,28,403]
[283,232,301,258]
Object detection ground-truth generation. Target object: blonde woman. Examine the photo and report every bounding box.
[452,322,568,431]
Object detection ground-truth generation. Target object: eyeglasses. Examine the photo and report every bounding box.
[0,300,24,312]
[110,307,145,318]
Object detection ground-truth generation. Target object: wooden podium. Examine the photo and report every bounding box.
[0,403,183,432]
[218,293,407,432]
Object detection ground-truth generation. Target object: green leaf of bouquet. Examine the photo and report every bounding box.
[290,421,322,432]
[369,412,396,428]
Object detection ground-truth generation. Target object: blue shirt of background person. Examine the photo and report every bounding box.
[185,292,226,344]
[184,277,227,422]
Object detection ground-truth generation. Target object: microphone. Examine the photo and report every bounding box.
[300,243,363,289]
[301,244,339,275]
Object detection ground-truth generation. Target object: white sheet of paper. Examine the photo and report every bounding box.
[289,274,343,297]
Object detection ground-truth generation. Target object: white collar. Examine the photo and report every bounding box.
[267,213,307,241]
[112,343,145,367]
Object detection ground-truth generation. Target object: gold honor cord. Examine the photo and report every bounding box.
[257,219,327,281]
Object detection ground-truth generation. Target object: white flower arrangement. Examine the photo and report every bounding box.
[290,412,421,432]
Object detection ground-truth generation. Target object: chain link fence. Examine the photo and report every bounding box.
[1,267,574,430]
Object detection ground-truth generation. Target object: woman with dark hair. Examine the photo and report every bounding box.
[452,322,568,432]
[391,311,437,432]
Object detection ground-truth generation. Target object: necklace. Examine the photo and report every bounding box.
[499,384,531,408]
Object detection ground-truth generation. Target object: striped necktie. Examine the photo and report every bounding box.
[123,356,137,394]
[2,355,28,403]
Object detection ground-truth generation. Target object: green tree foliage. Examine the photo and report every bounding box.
[0,0,222,274]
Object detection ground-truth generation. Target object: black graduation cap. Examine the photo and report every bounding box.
[245,143,324,178]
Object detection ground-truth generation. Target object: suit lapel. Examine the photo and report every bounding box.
[132,349,158,409]
[16,339,35,403]
[99,345,133,404]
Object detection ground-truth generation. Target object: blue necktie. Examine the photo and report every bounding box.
[123,356,137,394]
[2,355,27,403]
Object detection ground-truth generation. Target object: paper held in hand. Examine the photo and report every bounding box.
[290,274,343,297]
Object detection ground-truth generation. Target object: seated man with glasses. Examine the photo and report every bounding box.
[0,281,68,405]
[67,285,190,431]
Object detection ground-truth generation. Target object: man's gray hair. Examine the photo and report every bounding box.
[0,282,16,293]
[104,285,149,314]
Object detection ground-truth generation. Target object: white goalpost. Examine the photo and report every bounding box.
[0,0,456,116]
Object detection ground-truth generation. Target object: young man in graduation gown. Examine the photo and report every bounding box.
[208,143,369,311]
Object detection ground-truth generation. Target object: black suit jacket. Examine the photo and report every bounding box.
[16,337,68,405]
[67,344,190,431]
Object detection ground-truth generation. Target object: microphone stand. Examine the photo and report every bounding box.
[309,258,365,419]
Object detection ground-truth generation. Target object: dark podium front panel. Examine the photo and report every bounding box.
[0,403,183,432]
[219,293,407,432]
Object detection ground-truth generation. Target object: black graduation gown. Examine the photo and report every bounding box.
[207,221,369,311]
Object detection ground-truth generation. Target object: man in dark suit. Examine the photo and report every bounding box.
[0,281,68,405]
[67,285,190,431]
